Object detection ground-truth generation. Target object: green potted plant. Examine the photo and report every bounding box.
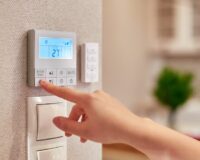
[154,67,194,128]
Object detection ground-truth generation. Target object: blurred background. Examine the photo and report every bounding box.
[102,0,200,159]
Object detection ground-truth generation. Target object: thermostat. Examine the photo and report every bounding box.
[28,29,77,87]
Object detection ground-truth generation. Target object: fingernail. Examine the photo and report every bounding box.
[65,133,72,137]
[39,80,46,86]
[80,138,87,143]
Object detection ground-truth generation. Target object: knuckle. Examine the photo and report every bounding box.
[94,89,104,95]
[83,92,102,106]
[94,89,101,94]
[85,93,96,101]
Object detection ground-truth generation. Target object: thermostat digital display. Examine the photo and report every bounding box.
[28,30,77,87]
[39,37,73,59]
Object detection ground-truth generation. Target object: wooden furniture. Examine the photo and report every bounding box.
[103,144,149,160]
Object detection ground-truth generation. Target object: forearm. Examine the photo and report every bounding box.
[121,117,200,160]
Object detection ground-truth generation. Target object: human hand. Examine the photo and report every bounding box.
[40,80,141,144]
[40,80,200,160]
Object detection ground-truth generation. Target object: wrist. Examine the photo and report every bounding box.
[118,114,147,145]
[121,117,173,159]
[120,116,156,151]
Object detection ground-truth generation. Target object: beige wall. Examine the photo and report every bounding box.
[0,0,102,160]
[103,0,149,108]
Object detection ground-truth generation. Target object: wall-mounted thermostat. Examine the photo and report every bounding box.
[28,30,77,87]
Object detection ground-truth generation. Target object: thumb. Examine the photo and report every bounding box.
[53,117,84,136]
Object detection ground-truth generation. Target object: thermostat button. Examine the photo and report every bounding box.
[66,68,76,77]
[35,69,46,78]
[35,78,46,87]
[46,78,57,85]
[66,77,76,86]
[46,69,57,78]
[57,69,66,78]
[57,78,66,86]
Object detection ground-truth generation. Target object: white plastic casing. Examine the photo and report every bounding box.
[28,29,77,87]
[27,96,67,160]
[81,43,99,83]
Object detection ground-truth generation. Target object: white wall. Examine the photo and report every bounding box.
[103,0,149,108]
[0,0,102,159]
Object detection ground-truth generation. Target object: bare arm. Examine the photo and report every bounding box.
[40,80,200,160]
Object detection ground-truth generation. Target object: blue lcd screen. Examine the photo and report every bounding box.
[39,37,73,59]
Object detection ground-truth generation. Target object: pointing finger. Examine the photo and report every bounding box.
[40,80,87,103]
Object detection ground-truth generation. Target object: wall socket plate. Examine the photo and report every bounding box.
[27,96,67,160]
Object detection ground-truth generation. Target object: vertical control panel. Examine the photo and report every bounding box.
[27,30,101,160]
[28,30,77,87]
[81,43,99,83]
[27,96,67,160]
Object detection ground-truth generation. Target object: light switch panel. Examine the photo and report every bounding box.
[28,96,67,160]
[81,43,99,83]
[37,103,66,140]
[37,147,66,160]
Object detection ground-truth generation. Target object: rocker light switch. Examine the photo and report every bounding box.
[37,103,66,140]
[37,147,66,160]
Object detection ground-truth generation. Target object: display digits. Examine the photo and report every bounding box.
[39,37,73,59]
[52,48,60,58]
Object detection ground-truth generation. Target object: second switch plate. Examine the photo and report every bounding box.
[37,147,65,160]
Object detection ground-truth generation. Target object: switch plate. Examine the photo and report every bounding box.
[27,96,67,160]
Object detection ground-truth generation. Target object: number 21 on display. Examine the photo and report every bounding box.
[51,48,60,58]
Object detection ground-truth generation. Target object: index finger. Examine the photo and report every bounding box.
[40,80,87,103]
